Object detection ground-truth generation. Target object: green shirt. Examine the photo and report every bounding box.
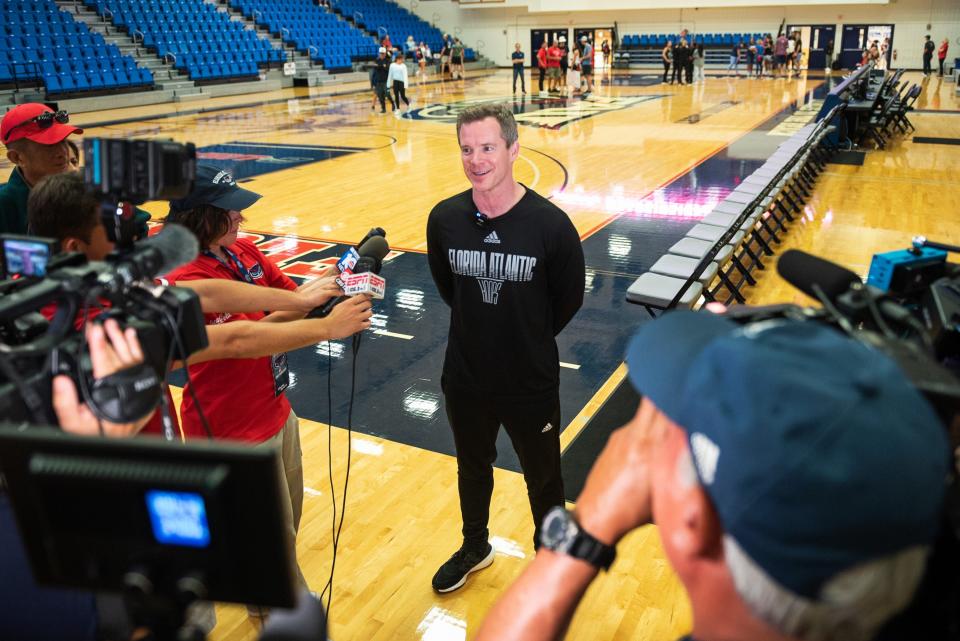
[0,168,30,235]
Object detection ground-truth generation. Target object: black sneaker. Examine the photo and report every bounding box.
[431,542,495,593]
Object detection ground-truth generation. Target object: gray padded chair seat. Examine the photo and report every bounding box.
[669,238,734,263]
[626,273,703,309]
[649,254,719,286]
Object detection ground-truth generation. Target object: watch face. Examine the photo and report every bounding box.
[541,507,574,551]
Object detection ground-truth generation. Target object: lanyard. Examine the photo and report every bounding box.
[203,246,255,285]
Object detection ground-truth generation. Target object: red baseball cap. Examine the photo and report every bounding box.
[1,103,83,146]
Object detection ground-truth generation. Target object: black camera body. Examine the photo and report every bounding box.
[0,137,203,427]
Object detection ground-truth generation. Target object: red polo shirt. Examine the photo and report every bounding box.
[163,238,298,443]
[547,45,561,68]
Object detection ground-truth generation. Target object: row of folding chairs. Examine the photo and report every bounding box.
[860,75,921,149]
[626,105,845,316]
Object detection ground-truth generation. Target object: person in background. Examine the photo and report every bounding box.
[580,36,593,94]
[388,52,411,113]
[546,38,562,92]
[66,138,80,171]
[938,37,949,77]
[537,40,548,94]
[754,37,765,78]
[746,37,756,76]
[923,35,934,75]
[692,42,705,83]
[450,38,466,80]
[512,42,526,94]
[558,36,569,89]
[372,46,395,113]
[728,39,740,75]
[672,38,688,85]
[662,39,673,84]
[684,37,694,84]
[825,38,834,73]
[601,39,611,68]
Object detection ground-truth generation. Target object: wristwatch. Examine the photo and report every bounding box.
[540,506,616,570]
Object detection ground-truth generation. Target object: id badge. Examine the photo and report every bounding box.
[271,352,290,397]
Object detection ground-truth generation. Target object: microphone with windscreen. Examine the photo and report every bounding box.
[776,249,861,303]
[308,235,389,319]
[100,223,199,292]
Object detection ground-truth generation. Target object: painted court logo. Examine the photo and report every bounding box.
[406,95,663,130]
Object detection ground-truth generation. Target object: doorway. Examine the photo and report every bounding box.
[787,24,835,70]
[839,24,894,70]
[530,29,569,66]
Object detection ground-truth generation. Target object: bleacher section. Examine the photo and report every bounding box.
[1,0,153,95]
[229,0,377,71]
[330,0,475,62]
[83,0,286,82]
[620,33,765,49]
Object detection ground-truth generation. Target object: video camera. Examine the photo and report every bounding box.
[720,239,960,423]
[0,138,207,428]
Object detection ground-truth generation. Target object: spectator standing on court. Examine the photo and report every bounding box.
[938,37,949,76]
[793,31,803,73]
[547,39,562,92]
[601,40,611,68]
[923,35,935,75]
[684,38,694,83]
[692,42,705,83]
[558,37,569,88]
[372,47,395,113]
[746,37,756,75]
[512,43,526,94]
[672,38,688,85]
[728,40,740,75]
[536,40,548,94]
[388,52,411,113]
[580,36,594,94]
[825,37,834,72]
[451,38,466,80]
[662,40,673,83]
[755,38,765,78]
[775,32,788,76]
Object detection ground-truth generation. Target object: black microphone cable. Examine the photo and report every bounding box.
[320,330,362,621]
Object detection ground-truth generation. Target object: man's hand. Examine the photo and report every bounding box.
[53,319,155,437]
[295,275,343,311]
[573,397,667,545]
[325,294,374,339]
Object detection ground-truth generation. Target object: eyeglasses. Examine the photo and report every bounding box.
[3,110,70,142]
[473,211,489,229]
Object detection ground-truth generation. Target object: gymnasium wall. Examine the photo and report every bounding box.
[406,0,959,68]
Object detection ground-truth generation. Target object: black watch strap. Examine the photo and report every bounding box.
[568,524,616,570]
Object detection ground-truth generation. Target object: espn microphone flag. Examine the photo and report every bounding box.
[341,272,386,299]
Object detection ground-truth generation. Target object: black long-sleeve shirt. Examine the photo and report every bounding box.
[427,186,585,401]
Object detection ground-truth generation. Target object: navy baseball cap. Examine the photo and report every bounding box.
[625,311,950,599]
[168,165,261,214]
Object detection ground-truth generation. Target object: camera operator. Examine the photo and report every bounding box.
[0,104,148,238]
[476,311,952,641]
[0,319,155,641]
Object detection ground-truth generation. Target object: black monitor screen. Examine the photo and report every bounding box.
[0,426,296,609]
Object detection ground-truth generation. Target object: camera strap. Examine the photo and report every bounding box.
[201,246,290,397]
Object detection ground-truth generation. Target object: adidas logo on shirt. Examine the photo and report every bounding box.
[484,231,501,244]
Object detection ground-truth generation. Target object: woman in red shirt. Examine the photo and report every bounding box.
[939,38,949,77]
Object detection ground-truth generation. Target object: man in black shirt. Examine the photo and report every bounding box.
[474,312,949,641]
[372,47,394,113]
[426,103,585,593]
[922,35,935,75]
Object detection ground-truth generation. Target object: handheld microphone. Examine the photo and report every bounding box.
[776,249,860,302]
[308,236,389,319]
[333,228,388,284]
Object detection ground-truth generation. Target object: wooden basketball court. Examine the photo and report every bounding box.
[7,67,959,640]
